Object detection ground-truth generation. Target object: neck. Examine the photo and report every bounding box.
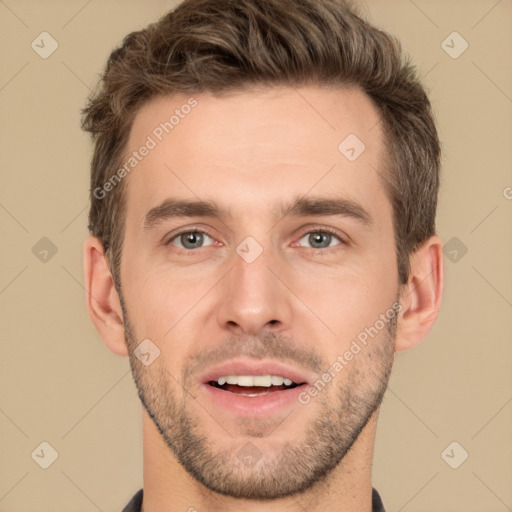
[140,406,379,512]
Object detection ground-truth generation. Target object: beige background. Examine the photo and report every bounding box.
[1,0,511,511]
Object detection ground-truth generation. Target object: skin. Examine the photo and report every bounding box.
[83,86,443,512]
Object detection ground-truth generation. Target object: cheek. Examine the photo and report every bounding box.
[292,256,397,346]
[124,270,218,368]
[125,263,196,330]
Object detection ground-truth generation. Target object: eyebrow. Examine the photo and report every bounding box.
[143,195,373,232]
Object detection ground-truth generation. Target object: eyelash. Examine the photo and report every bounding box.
[164,227,347,252]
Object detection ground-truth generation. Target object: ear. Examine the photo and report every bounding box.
[83,236,128,356]
[395,235,444,352]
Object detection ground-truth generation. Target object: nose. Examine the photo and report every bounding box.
[216,242,293,336]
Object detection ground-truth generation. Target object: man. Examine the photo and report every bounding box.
[82,0,443,510]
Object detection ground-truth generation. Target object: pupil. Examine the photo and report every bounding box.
[183,232,202,248]
[311,232,329,248]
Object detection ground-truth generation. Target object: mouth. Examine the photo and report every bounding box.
[207,374,304,397]
[199,360,311,416]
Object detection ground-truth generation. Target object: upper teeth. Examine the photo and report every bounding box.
[216,375,294,387]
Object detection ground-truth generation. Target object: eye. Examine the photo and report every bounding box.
[296,229,344,250]
[165,227,345,252]
[167,229,215,250]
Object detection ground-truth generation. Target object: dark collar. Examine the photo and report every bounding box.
[123,487,386,511]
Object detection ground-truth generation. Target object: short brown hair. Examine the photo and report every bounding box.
[82,0,440,287]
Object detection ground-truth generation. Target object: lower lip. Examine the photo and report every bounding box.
[201,383,307,417]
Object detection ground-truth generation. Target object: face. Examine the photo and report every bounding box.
[118,86,400,499]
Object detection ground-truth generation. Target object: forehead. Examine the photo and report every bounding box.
[123,86,389,228]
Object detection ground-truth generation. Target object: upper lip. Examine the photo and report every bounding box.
[200,359,313,385]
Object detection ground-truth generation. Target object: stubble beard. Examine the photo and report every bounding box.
[120,293,396,500]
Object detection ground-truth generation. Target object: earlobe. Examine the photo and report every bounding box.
[395,235,444,352]
[83,236,128,356]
